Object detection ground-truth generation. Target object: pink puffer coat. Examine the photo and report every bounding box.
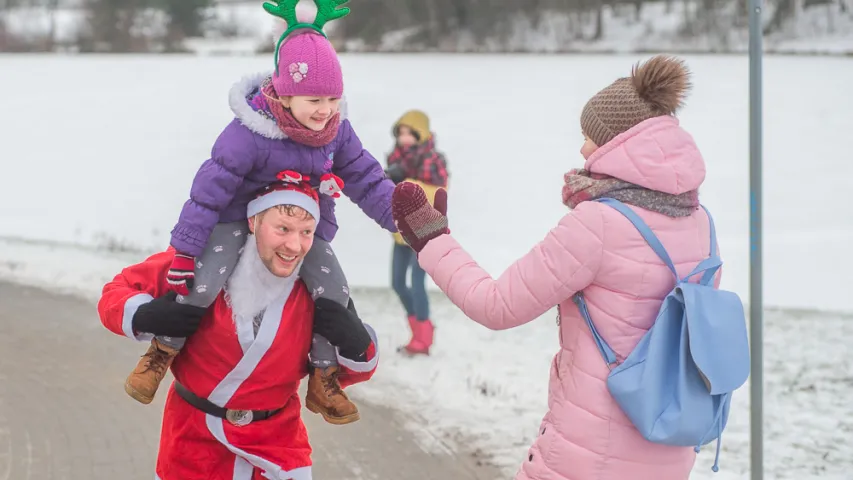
[418,115,717,480]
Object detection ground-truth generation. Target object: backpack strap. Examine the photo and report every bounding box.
[572,292,618,367]
[580,199,722,367]
[595,198,678,280]
[683,256,721,284]
[701,205,717,257]
[699,205,719,286]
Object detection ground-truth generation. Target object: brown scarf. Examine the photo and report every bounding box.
[262,84,340,147]
[562,169,699,218]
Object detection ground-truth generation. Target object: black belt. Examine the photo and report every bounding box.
[173,381,284,427]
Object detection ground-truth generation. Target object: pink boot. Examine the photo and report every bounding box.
[405,315,416,345]
[397,315,418,354]
[400,318,434,356]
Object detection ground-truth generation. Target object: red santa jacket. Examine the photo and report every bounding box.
[98,251,379,480]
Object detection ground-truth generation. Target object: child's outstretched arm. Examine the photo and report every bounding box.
[171,122,260,258]
[333,121,397,233]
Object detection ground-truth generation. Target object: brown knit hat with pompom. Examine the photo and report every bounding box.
[580,55,692,147]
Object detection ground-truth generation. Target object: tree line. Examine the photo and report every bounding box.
[1,0,213,52]
[338,0,851,51]
[2,0,851,53]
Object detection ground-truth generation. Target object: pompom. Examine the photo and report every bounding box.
[631,55,692,116]
[269,1,318,45]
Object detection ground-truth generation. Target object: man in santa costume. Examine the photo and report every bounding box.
[97,178,378,480]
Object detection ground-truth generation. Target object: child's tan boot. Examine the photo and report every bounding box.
[124,338,179,405]
[305,366,360,425]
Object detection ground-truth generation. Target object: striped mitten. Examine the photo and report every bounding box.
[166,253,195,296]
[391,182,449,253]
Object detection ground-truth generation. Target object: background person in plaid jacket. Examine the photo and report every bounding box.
[384,110,449,356]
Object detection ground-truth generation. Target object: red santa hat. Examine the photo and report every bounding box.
[246,170,344,221]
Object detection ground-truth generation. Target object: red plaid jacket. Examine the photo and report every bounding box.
[386,137,449,187]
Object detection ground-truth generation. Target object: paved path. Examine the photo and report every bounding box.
[0,281,501,480]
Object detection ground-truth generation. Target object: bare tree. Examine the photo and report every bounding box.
[0,0,21,51]
[44,0,60,51]
[79,0,154,52]
[157,0,213,51]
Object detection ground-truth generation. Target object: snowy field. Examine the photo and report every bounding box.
[1,54,852,478]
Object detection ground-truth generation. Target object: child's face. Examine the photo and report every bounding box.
[581,134,598,160]
[396,126,418,148]
[281,96,341,131]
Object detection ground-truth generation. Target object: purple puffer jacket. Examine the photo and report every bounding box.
[170,73,397,257]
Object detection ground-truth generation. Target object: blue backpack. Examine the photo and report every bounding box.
[573,198,750,472]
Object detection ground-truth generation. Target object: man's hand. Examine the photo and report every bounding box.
[132,291,206,338]
[313,298,371,360]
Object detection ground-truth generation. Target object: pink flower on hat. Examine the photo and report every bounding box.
[288,62,309,83]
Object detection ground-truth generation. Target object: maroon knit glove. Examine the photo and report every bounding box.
[166,253,195,296]
[391,182,450,253]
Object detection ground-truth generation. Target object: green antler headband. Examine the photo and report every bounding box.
[263,0,351,74]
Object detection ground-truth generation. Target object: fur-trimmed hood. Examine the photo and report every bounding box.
[228,72,349,141]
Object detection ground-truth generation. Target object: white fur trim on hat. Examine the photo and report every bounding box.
[247,189,321,221]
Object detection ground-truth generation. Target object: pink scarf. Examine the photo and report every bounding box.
[262,84,340,147]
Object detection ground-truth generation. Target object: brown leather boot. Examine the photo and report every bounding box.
[124,339,179,405]
[305,366,360,425]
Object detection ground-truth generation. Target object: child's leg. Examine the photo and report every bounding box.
[125,221,248,405]
[300,238,360,424]
[410,257,430,322]
[158,221,249,350]
[299,238,350,368]
[400,251,434,356]
[391,243,415,318]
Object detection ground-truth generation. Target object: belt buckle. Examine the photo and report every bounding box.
[225,409,253,427]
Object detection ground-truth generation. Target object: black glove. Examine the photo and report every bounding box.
[132,291,207,338]
[384,163,407,185]
[313,297,371,361]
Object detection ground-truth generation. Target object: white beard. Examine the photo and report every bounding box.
[224,235,301,335]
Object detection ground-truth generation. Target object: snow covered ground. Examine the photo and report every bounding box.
[1,54,852,478]
[2,238,852,478]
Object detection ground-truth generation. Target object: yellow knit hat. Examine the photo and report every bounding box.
[393,110,431,144]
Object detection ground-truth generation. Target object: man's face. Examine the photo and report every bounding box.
[249,206,316,278]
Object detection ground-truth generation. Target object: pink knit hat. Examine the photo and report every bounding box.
[272,31,344,98]
[264,0,349,98]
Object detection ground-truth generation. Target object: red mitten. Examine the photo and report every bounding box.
[391,182,449,253]
[166,253,195,296]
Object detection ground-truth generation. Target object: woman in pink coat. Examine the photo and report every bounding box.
[391,56,714,480]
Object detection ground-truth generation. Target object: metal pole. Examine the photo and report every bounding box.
[748,0,764,477]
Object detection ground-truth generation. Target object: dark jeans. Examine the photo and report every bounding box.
[391,243,430,321]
